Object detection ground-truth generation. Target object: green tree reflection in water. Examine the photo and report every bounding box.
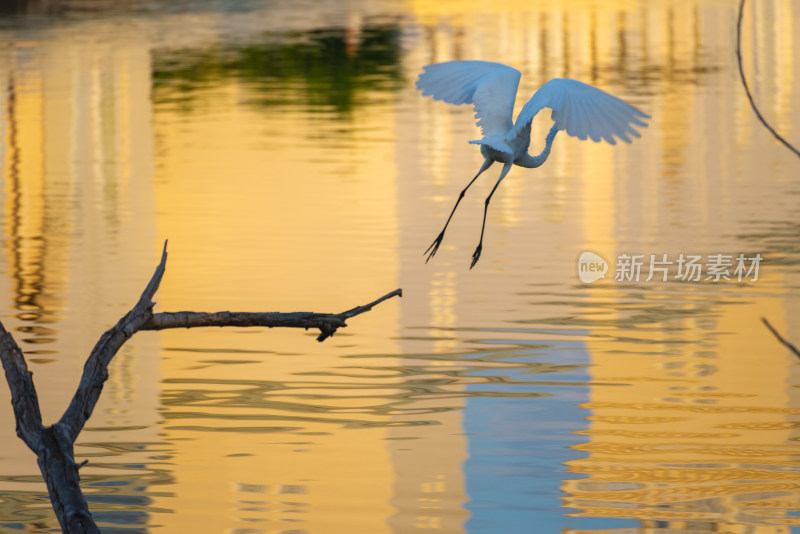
[152,24,404,113]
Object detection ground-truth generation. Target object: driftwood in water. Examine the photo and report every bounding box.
[0,242,401,533]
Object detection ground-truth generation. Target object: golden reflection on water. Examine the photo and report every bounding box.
[0,0,799,532]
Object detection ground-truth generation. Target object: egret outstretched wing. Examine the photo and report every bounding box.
[510,78,650,145]
[416,61,651,267]
[416,61,522,139]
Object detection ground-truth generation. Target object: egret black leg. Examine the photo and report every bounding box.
[425,158,494,263]
[470,162,513,269]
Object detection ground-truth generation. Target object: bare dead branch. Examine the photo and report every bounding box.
[57,241,169,443]
[762,317,800,359]
[0,322,45,452]
[0,240,400,533]
[37,426,99,534]
[143,310,345,331]
[736,0,800,158]
[338,288,403,320]
[139,288,403,342]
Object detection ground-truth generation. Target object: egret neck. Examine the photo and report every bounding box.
[515,125,559,168]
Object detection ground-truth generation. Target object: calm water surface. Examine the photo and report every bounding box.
[1,0,799,532]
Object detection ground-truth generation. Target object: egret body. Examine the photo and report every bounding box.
[416,60,650,268]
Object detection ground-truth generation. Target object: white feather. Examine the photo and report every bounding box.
[511,78,650,145]
[416,61,521,139]
[468,137,513,156]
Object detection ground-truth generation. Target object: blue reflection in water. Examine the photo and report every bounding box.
[462,339,637,532]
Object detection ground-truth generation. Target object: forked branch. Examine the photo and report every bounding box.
[0,241,401,533]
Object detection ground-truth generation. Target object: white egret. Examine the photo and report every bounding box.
[417,60,650,268]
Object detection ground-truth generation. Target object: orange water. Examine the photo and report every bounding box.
[0,1,799,532]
